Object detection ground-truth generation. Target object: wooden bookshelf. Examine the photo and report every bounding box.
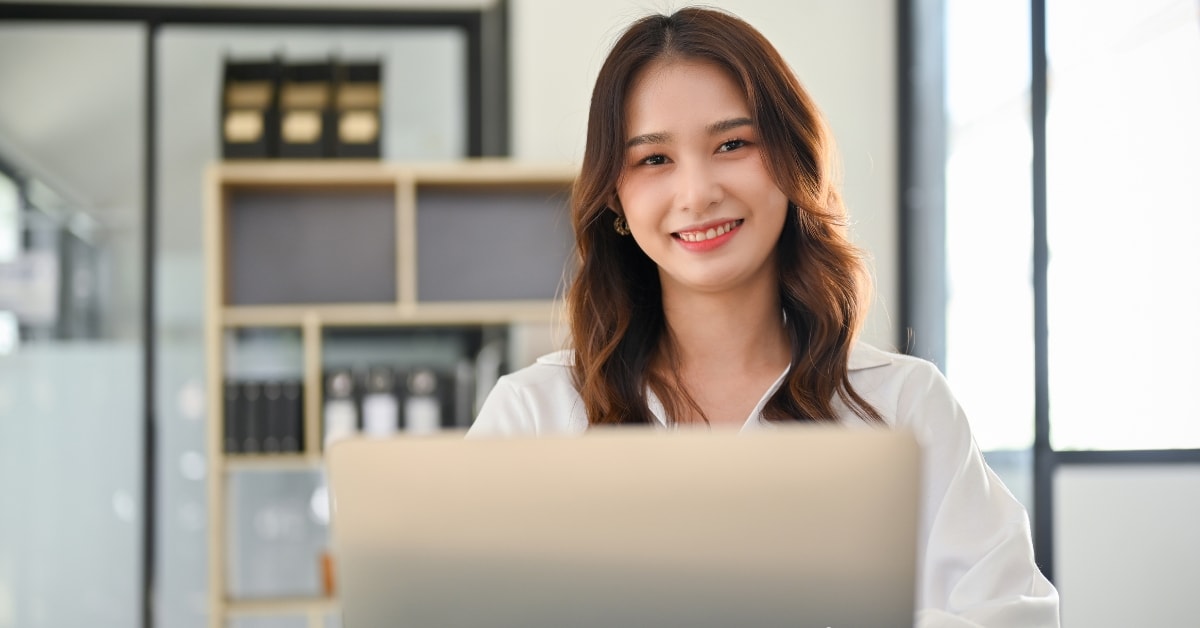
[205,160,575,626]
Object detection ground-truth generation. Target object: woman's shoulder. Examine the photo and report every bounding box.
[493,348,581,406]
[849,341,944,379]
[502,349,574,385]
[469,349,585,436]
[845,342,955,427]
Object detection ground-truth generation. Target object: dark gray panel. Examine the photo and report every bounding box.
[899,0,947,367]
[228,189,396,305]
[416,186,572,301]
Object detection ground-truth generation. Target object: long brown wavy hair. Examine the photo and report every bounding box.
[568,7,882,426]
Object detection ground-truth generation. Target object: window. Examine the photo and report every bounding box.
[1046,0,1200,450]
[944,1,1035,453]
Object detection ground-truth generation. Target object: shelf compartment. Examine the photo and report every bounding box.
[318,326,499,446]
[224,186,398,306]
[223,327,306,456]
[414,182,573,302]
[226,469,332,602]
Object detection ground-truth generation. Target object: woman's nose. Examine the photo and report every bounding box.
[675,159,723,213]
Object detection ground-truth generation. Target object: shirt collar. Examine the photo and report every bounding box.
[847,341,893,371]
[540,342,892,428]
[537,342,893,371]
[736,342,891,428]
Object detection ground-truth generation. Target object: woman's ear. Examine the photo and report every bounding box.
[604,200,631,236]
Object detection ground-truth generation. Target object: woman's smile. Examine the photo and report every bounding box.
[672,218,745,251]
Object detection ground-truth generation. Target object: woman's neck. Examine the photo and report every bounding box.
[658,274,790,376]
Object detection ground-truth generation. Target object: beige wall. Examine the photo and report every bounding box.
[511,0,899,348]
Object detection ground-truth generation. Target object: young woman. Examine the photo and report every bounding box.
[469,7,1060,626]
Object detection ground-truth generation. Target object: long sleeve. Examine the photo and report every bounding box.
[895,362,1060,627]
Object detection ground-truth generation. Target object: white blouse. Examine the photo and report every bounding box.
[468,342,1061,627]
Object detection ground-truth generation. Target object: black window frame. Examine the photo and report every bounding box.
[898,0,1200,584]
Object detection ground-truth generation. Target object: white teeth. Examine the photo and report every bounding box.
[677,220,740,243]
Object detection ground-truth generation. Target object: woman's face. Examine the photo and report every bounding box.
[615,58,789,298]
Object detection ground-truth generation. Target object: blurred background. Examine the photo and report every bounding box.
[0,0,1196,627]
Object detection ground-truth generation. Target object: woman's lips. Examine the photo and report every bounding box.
[672,219,744,251]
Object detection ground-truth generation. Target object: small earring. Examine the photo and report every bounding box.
[613,215,631,236]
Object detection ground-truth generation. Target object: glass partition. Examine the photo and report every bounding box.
[0,22,146,628]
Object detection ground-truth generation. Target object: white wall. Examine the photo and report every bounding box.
[510,0,899,348]
[1055,464,1200,627]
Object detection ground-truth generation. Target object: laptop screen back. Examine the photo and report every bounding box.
[328,426,920,628]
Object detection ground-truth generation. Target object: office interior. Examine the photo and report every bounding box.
[0,0,1197,626]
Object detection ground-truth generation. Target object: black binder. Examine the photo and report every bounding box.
[240,381,263,453]
[220,58,280,158]
[333,60,383,158]
[278,59,336,158]
[262,381,283,453]
[281,380,304,453]
[224,380,241,453]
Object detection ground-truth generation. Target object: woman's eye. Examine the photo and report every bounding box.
[640,154,667,166]
[718,139,746,152]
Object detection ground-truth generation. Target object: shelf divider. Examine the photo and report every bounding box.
[225,595,339,617]
[224,453,324,472]
[303,311,323,460]
[397,171,418,306]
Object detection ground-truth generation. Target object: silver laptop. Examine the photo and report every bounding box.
[327,426,920,628]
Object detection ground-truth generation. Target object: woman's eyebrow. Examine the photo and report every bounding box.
[708,117,753,134]
[626,131,670,149]
[624,117,755,149]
